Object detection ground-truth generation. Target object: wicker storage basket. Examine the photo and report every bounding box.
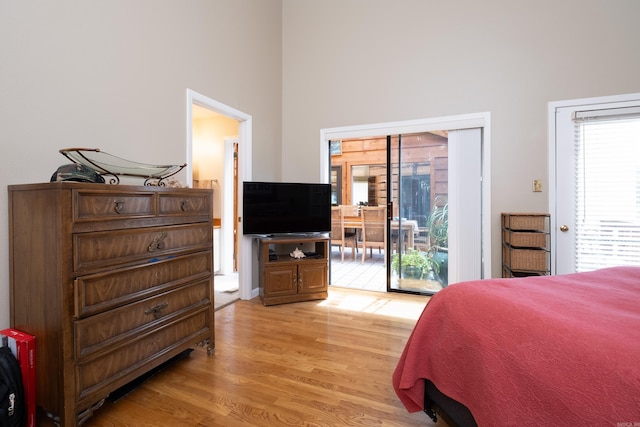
[503,230,549,249]
[502,247,549,271]
[502,213,548,231]
[502,267,546,278]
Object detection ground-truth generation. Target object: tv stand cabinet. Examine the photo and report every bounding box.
[257,235,329,306]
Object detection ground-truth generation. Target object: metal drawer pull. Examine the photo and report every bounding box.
[144,302,168,319]
[114,200,125,214]
[180,200,189,212]
[148,232,168,252]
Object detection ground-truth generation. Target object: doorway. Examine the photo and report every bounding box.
[329,133,447,294]
[186,89,254,304]
[322,114,491,294]
[191,105,240,308]
[549,92,640,275]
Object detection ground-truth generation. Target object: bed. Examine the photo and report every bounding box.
[392,266,640,426]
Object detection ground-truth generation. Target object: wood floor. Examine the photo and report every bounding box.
[81,287,445,427]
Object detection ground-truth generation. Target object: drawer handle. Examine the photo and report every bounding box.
[148,232,168,252]
[114,200,125,214]
[180,200,189,212]
[144,302,168,319]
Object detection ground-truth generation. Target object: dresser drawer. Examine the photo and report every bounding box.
[74,251,212,318]
[73,190,156,222]
[75,309,210,403]
[74,223,212,272]
[159,192,212,217]
[74,279,211,359]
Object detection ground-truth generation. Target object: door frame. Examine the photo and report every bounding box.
[223,137,239,273]
[186,89,255,300]
[320,112,492,284]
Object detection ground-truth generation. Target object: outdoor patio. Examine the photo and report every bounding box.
[329,246,386,292]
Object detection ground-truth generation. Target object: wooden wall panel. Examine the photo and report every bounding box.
[330,133,448,209]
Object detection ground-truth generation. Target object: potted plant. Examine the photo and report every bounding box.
[428,198,448,248]
[391,248,439,280]
[428,197,448,286]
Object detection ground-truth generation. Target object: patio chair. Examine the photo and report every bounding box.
[331,206,357,262]
[360,206,386,265]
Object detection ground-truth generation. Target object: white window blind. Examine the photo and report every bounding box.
[573,113,640,271]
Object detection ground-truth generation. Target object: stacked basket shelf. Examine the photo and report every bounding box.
[502,213,551,277]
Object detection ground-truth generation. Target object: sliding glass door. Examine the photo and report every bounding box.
[328,127,483,295]
[389,133,449,294]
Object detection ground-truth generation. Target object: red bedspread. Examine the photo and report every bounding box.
[393,267,640,426]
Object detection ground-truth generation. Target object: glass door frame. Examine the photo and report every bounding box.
[385,135,393,291]
[386,134,446,295]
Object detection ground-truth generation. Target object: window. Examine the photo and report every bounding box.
[573,111,640,271]
[331,166,342,205]
[351,165,372,205]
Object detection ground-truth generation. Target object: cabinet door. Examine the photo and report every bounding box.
[298,262,327,294]
[263,265,297,297]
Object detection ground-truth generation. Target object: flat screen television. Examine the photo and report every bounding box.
[242,181,331,235]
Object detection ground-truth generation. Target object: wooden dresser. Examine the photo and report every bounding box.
[8,182,215,426]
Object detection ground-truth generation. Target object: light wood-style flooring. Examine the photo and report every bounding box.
[80,287,445,427]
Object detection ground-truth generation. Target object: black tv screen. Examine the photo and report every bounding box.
[242,181,331,235]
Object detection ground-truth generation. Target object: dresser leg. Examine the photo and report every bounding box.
[199,339,215,355]
[43,409,61,427]
[77,399,105,426]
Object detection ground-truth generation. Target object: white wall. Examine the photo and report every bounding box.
[2,1,640,328]
[0,0,282,328]
[281,0,640,277]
